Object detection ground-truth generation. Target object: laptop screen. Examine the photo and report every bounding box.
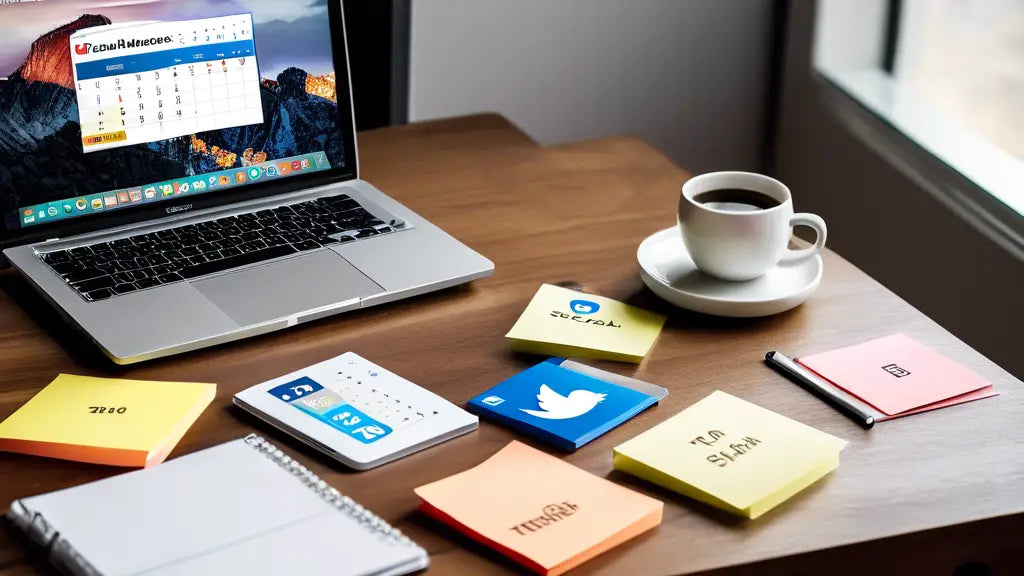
[0,0,352,238]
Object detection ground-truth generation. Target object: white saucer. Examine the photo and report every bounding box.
[637,227,822,317]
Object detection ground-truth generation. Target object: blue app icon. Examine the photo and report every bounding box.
[468,362,657,450]
[569,299,600,315]
[267,376,323,403]
[266,165,278,176]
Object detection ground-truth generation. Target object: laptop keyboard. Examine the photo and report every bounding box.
[37,194,397,302]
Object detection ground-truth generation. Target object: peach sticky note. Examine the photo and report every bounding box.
[798,333,996,417]
[0,374,215,467]
[415,440,663,575]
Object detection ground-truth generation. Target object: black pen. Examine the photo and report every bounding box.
[765,351,876,429]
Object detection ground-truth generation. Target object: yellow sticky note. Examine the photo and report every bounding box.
[613,391,847,518]
[0,374,215,468]
[505,284,666,362]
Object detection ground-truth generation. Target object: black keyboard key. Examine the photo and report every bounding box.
[49,261,82,275]
[135,277,160,289]
[239,231,261,242]
[90,242,113,253]
[374,226,394,234]
[113,272,133,284]
[164,250,183,261]
[63,267,105,283]
[109,239,134,249]
[71,275,114,292]
[112,283,138,295]
[148,253,169,265]
[294,240,321,251]
[188,255,209,265]
[318,237,340,245]
[179,246,200,257]
[43,250,72,264]
[354,228,379,238]
[86,288,112,301]
[68,246,93,257]
[326,197,359,212]
[151,264,174,276]
[127,269,150,281]
[333,235,356,243]
[157,272,184,284]
[219,247,242,258]
[181,245,297,279]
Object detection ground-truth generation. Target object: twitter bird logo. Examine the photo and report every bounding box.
[520,384,606,420]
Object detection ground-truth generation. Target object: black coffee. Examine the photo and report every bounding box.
[692,188,780,213]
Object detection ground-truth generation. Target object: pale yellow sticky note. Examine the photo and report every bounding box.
[505,284,666,362]
[613,391,846,518]
[0,374,215,467]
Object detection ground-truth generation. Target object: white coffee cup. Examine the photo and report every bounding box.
[677,171,826,281]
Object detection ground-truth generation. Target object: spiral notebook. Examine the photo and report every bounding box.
[6,435,427,576]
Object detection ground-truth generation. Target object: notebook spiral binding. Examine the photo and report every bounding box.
[7,500,101,576]
[243,433,417,548]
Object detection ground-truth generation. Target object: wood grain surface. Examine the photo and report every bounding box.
[1,114,1022,575]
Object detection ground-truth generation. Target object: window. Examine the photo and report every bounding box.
[813,0,1024,217]
[894,0,1024,163]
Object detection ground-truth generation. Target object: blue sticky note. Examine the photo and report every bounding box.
[468,361,658,451]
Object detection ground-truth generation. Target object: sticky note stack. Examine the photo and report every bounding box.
[0,374,216,467]
[505,284,666,362]
[613,391,846,519]
[415,440,663,576]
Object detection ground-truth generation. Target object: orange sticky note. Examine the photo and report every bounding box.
[798,333,995,417]
[0,374,215,467]
[415,441,662,575]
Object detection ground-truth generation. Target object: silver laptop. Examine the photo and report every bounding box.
[0,1,492,364]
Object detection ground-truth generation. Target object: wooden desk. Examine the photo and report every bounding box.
[1,114,1022,575]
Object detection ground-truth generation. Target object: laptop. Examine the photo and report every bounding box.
[0,1,493,364]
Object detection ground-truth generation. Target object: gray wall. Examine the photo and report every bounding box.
[409,0,773,173]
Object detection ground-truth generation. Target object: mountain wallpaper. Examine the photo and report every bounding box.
[0,0,342,230]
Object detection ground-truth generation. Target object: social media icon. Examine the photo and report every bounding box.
[74,43,89,55]
[45,206,57,216]
[192,180,206,191]
[144,187,156,199]
[161,184,174,197]
[219,175,230,186]
[23,208,32,216]
[266,165,278,176]
[116,191,129,204]
[104,196,118,207]
[38,211,46,219]
[235,171,247,183]
[23,214,34,224]
[291,160,301,171]
[180,182,190,193]
[75,198,88,211]
[248,166,261,181]
[91,198,104,209]
[569,299,600,315]
[278,162,291,175]
[129,189,142,202]
[300,159,310,169]
[62,203,73,214]
[519,384,606,420]
[481,396,505,407]
[208,176,216,185]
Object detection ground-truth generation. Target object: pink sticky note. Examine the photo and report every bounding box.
[797,333,993,416]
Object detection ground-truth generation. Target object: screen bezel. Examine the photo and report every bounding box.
[0,0,357,250]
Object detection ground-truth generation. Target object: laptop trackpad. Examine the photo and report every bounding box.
[192,250,384,326]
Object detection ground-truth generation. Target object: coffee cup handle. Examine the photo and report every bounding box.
[779,213,827,264]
